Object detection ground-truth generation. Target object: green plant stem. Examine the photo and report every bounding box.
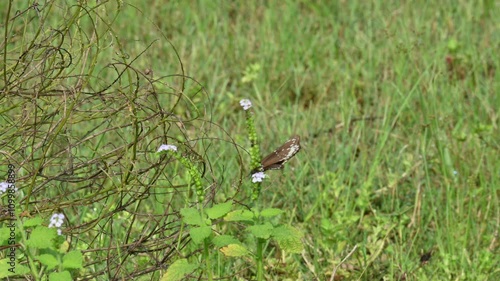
[17,221,40,281]
[204,238,213,281]
[255,238,264,281]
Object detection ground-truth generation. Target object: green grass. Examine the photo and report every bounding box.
[1,0,499,280]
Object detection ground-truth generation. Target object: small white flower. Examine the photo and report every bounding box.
[239,99,252,110]
[251,172,266,183]
[0,182,17,194]
[0,182,8,194]
[57,229,63,236]
[157,144,177,152]
[49,213,65,228]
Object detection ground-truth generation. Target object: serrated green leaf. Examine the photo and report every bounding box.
[260,208,284,218]
[48,270,72,281]
[212,235,240,248]
[189,226,212,244]
[205,201,233,219]
[161,259,198,281]
[220,244,249,257]
[224,209,255,222]
[0,258,14,278]
[62,250,83,269]
[23,217,44,227]
[25,226,56,249]
[0,259,30,278]
[180,207,204,226]
[37,254,59,270]
[247,222,274,239]
[272,225,304,253]
[0,228,11,245]
[276,235,303,253]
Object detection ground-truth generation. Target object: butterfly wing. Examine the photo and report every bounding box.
[261,135,301,171]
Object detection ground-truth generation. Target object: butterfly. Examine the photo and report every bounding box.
[251,135,301,173]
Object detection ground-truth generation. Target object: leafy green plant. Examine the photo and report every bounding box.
[161,99,303,280]
[2,1,498,279]
[0,217,83,280]
[163,201,303,281]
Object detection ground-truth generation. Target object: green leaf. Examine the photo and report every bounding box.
[0,259,15,278]
[180,207,204,226]
[224,209,255,222]
[212,235,240,248]
[447,38,458,52]
[242,63,262,83]
[474,123,492,134]
[59,240,70,253]
[320,217,334,232]
[189,226,212,244]
[247,222,274,239]
[37,254,59,270]
[0,227,11,245]
[272,225,304,253]
[25,226,56,249]
[220,244,249,257]
[0,259,30,277]
[205,201,233,219]
[260,208,284,218]
[23,217,44,227]
[62,251,83,269]
[48,271,72,281]
[161,259,198,281]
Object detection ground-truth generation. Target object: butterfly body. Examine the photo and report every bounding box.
[252,135,301,173]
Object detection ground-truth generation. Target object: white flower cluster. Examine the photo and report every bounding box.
[251,172,266,183]
[49,213,65,236]
[0,182,9,194]
[157,144,178,152]
[239,99,252,110]
[0,182,17,194]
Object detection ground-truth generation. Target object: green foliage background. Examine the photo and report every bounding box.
[1,0,498,280]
